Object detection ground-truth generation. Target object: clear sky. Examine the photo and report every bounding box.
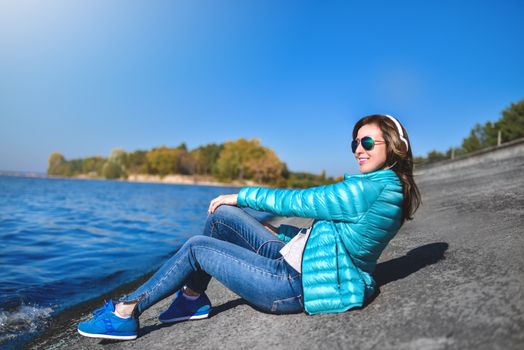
[1,0,523,176]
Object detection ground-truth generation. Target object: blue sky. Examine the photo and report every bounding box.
[1,0,523,177]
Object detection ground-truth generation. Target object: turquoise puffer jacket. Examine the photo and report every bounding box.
[237,169,404,315]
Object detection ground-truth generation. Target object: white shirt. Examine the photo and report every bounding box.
[279,227,312,273]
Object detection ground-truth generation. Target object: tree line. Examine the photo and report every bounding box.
[414,99,524,166]
[49,99,523,183]
[48,138,336,188]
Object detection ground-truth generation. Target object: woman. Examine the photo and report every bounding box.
[78,114,421,340]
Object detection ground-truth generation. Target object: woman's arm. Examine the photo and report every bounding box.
[207,194,285,236]
[237,179,385,222]
[208,194,238,214]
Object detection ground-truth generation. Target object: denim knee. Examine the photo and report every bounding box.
[186,235,210,247]
[212,205,242,220]
[204,205,241,232]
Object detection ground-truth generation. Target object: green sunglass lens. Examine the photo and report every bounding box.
[361,137,375,150]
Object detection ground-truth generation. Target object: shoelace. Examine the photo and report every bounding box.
[92,300,112,318]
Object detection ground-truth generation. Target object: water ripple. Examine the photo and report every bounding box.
[0,175,239,347]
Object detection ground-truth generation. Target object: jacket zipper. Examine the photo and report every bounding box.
[300,225,314,313]
[335,239,340,289]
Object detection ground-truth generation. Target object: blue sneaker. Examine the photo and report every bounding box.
[159,289,211,323]
[78,300,138,340]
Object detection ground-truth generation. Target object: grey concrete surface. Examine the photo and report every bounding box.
[29,151,524,350]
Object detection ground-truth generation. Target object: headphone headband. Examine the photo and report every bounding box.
[384,115,409,151]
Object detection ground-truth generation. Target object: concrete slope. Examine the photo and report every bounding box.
[31,148,524,350]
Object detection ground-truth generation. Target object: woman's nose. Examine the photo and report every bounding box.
[355,142,366,154]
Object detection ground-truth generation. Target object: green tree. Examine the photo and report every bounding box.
[69,159,84,176]
[482,121,499,147]
[101,149,127,179]
[126,150,148,174]
[413,156,427,167]
[426,150,448,163]
[47,153,81,176]
[190,143,224,175]
[176,142,188,152]
[496,99,524,142]
[461,124,483,153]
[319,170,326,182]
[82,156,106,176]
[48,152,66,175]
[102,161,123,179]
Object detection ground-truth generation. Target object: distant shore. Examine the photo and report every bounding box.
[0,171,261,188]
[123,174,259,188]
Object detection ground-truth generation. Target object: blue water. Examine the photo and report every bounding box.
[0,176,239,347]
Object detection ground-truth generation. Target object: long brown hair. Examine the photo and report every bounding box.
[352,114,421,225]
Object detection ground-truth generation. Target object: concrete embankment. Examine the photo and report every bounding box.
[30,142,524,350]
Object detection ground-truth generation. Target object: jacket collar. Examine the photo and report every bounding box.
[344,169,399,182]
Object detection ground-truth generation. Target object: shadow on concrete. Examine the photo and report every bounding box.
[363,242,448,307]
[374,242,449,287]
[209,298,247,318]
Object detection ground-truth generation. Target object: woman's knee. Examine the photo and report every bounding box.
[212,204,243,219]
[204,205,243,231]
[186,235,211,247]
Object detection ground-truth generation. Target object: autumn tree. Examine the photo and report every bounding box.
[178,150,196,175]
[146,146,181,176]
[246,147,284,184]
[215,139,261,181]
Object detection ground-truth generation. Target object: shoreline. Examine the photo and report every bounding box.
[25,271,158,350]
[0,172,262,188]
[123,174,258,188]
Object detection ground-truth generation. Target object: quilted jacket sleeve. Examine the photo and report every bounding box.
[237,178,385,222]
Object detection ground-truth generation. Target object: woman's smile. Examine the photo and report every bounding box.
[357,157,369,165]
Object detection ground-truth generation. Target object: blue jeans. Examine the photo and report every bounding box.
[121,205,303,315]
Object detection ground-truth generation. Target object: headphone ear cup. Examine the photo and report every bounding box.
[400,136,409,151]
[384,115,409,152]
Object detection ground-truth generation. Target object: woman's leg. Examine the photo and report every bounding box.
[185,205,286,294]
[120,235,302,316]
[205,205,284,257]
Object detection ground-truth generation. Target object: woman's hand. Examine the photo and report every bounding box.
[208,194,238,214]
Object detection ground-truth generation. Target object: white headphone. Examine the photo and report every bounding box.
[384,115,409,151]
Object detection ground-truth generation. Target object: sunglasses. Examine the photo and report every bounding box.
[351,136,386,153]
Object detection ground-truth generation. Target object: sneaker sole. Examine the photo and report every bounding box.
[78,328,137,340]
[158,313,209,324]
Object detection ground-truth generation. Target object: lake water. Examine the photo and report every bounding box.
[0,176,243,348]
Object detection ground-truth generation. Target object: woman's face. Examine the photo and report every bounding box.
[354,123,388,173]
